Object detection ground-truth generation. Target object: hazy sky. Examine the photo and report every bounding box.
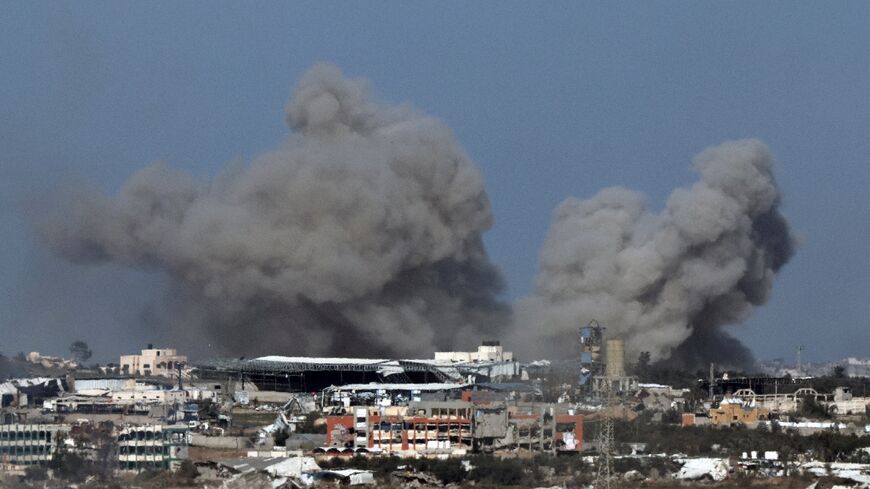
[2,2,869,362]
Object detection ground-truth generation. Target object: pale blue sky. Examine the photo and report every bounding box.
[2,2,869,362]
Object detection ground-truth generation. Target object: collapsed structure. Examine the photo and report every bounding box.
[728,386,870,417]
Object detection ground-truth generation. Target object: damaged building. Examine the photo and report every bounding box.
[320,400,582,456]
[728,386,870,417]
[0,423,70,466]
[117,424,190,471]
[196,344,520,393]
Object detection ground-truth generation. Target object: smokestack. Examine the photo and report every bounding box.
[605,339,626,378]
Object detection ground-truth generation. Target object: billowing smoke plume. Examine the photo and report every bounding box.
[516,139,795,368]
[36,64,509,357]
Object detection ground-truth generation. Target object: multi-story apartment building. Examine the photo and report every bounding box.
[0,423,70,465]
[324,401,582,456]
[117,424,189,471]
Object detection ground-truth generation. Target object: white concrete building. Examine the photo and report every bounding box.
[434,341,513,363]
[0,424,70,465]
[118,424,189,471]
[120,347,187,377]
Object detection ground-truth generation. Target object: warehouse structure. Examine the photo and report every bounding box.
[196,347,520,393]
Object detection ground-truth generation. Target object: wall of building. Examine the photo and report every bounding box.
[731,387,870,417]
[117,424,189,471]
[0,424,69,465]
[434,343,513,363]
[709,403,770,427]
[189,434,250,450]
[324,402,581,456]
[120,349,187,378]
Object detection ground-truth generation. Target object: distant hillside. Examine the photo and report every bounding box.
[0,354,69,381]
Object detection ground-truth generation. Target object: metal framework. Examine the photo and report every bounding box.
[197,358,451,378]
[193,356,515,392]
[595,374,616,489]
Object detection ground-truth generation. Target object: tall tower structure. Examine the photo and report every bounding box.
[605,339,626,377]
[579,320,604,387]
[595,359,616,489]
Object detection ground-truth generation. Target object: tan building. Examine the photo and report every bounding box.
[120,347,187,378]
[710,400,770,427]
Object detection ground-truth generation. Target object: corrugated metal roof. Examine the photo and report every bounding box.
[256,356,390,365]
[325,382,468,392]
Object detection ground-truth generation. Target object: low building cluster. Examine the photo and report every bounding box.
[1,341,869,488]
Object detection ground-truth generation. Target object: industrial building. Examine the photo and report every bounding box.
[0,378,66,410]
[434,341,513,363]
[196,344,520,393]
[40,378,218,423]
[577,322,638,395]
[728,386,870,416]
[323,382,469,409]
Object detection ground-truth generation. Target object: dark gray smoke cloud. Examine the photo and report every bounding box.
[515,139,795,368]
[33,63,794,365]
[36,64,508,357]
